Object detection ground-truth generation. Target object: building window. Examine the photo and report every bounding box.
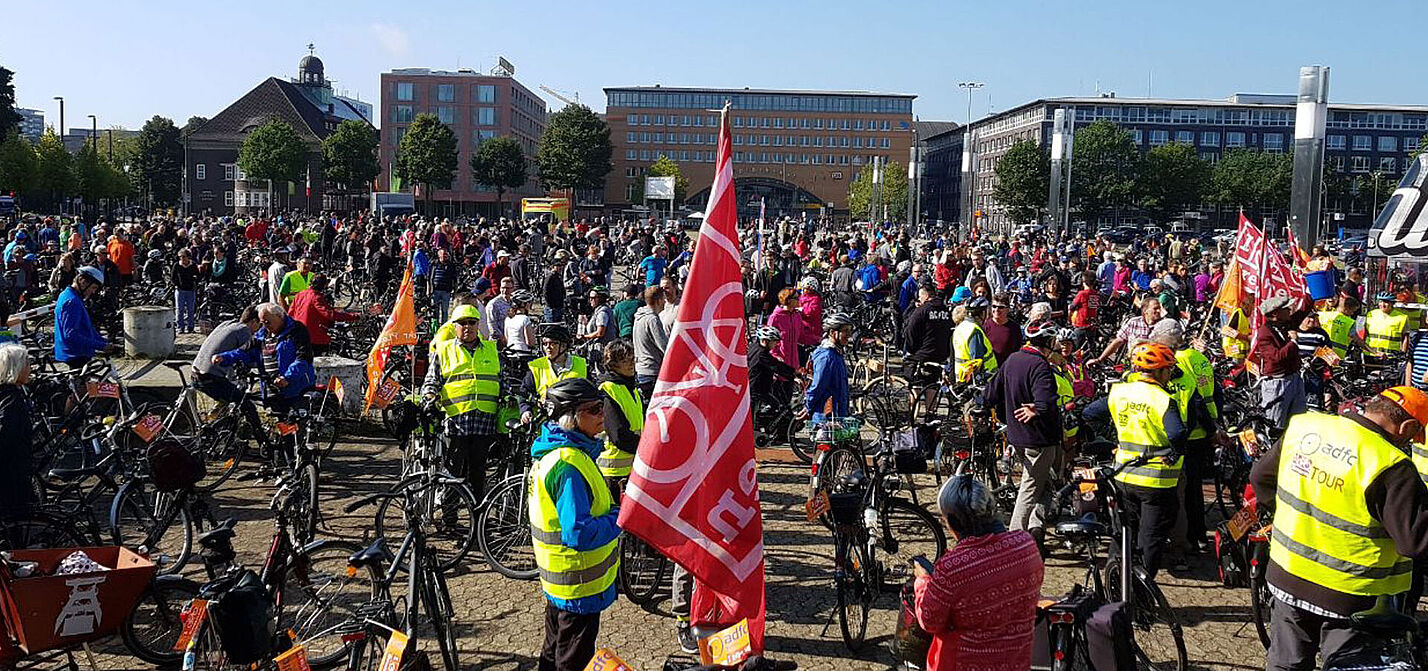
[222,164,234,180]
[680,151,689,161]
[627,131,637,143]
[1263,133,1284,151]
[436,84,455,102]
[1175,130,1193,144]
[1329,156,1344,171]
[1353,135,1372,151]
[1382,157,1399,172]
[881,138,890,149]
[1406,137,1421,153]
[640,150,651,161]
[774,118,784,128]
[626,149,636,160]
[396,82,413,101]
[641,132,650,143]
[693,116,703,127]
[626,183,637,201]
[224,191,233,206]
[1380,136,1398,152]
[1148,130,1169,146]
[1131,130,1144,144]
[476,130,496,143]
[1226,132,1246,148]
[195,164,206,180]
[1352,156,1370,172]
[629,115,640,126]
[477,108,497,125]
[1201,131,1220,147]
[477,85,496,103]
[437,106,455,124]
[654,115,665,125]
[1327,135,1346,150]
[393,105,414,124]
[640,115,649,125]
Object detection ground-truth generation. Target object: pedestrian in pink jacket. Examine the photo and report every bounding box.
[766,288,806,370]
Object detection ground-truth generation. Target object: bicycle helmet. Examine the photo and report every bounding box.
[77,265,105,284]
[1056,327,1082,348]
[510,289,536,305]
[897,260,912,274]
[823,312,855,332]
[754,325,783,342]
[539,323,574,344]
[800,276,821,292]
[1376,291,1396,303]
[1022,320,1057,343]
[950,286,972,304]
[147,249,163,259]
[544,378,604,417]
[966,296,990,311]
[1130,342,1177,371]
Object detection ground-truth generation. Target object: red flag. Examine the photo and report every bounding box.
[617,105,766,651]
[1231,213,1266,296]
[362,261,417,412]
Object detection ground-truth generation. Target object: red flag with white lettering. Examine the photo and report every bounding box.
[617,105,766,651]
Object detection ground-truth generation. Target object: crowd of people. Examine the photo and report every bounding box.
[9,204,1428,670]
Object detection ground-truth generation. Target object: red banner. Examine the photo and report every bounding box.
[618,106,766,651]
[363,261,417,412]
[1230,213,1305,301]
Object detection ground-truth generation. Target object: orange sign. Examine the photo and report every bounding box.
[584,649,633,671]
[276,422,299,436]
[698,618,752,666]
[87,380,120,399]
[1228,504,1256,541]
[1239,429,1260,457]
[275,645,312,671]
[378,630,409,671]
[328,376,346,406]
[132,414,165,443]
[1314,346,1341,367]
[804,490,830,523]
[173,599,209,651]
[372,378,402,409]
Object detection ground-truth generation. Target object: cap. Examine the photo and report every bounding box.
[77,265,105,284]
[450,304,482,323]
[473,277,492,293]
[497,250,511,258]
[1381,386,1428,441]
[1259,295,1295,316]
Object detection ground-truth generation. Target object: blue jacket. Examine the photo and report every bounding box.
[531,423,622,613]
[639,255,667,285]
[898,275,920,313]
[858,264,883,303]
[216,316,316,400]
[805,342,850,420]
[54,286,107,363]
[412,249,430,277]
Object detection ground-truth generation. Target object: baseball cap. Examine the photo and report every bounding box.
[1381,386,1428,442]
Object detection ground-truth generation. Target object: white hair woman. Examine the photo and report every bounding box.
[912,476,1045,671]
[0,343,34,519]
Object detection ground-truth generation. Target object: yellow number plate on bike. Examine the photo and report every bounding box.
[804,491,830,523]
[275,645,312,671]
[1239,429,1259,457]
[378,630,409,671]
[1228,504,1256,542]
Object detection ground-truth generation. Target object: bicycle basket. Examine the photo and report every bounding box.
[813,417,862,443]
[147,438,206,492]
[204,569,274,665]
[828,492,863,526]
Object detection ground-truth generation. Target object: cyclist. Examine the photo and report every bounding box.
[595,340,642,493]
[798,312,853,422]
[1250,386,1428,671]
[212,302,316,417]
[521,324,589,421]
[951,296,997,384]
[192,305,264,433]
[1150,319,1219,556]
[1317,292,1360,359]
[1363,291,1409,358]
[529,378,621,671]
[1084,341,1189,579]
[984,319,1062,549]
[422,303,503,502]
[750,325,798,413]
[54,265,109,368]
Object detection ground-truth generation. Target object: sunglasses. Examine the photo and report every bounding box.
[455,319,481,327]
[577,403,604,416]
[992,305,1009,309]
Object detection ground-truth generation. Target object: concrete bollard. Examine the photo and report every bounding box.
[123,306,176,359]
[314,355,364,414]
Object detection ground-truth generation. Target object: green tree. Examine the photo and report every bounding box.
[0,134,37,196]
[73,143,106,213]
[238,118,308,210]
[34,131,73,212]
[847,161,909,222]
[393,113,458,214]
[1137,142,1211,222]
[470,136,528,216]
[0,67,20,140]
[1211,148,1293,214]
[322,119,380,193]
[1070,120,1140,221]
[537,104,612,191]
[991,139,1050,226]
[133,116,183,206]
[180,116,209,139]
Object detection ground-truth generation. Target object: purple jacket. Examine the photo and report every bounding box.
[766,306,807,369]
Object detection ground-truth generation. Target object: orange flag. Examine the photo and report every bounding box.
[363,262,417,413]
[1214,262,1244,312]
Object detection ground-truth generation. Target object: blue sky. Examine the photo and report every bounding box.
[6,0,1428,131]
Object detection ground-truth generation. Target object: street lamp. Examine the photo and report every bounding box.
[87,114,97,152]
[53,96,64,141]
[957,82,984,125]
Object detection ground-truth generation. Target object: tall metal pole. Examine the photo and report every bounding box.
[960,129,977,239]
[1063,122,1075,232]
[1290,66,1330,248]
[88,115,97,152]
[1048,109,1068,231]
[53,97,64,142]
[907,130,918,225]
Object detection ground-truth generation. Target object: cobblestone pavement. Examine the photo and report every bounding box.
[73,437,1267,671]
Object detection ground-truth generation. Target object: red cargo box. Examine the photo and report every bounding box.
[0,546,156,654]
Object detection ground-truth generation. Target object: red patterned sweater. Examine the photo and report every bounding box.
[914,529,1044,671]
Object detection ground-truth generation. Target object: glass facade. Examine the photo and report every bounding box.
[606,89,913,114]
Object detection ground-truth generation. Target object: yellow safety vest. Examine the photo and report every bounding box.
[1171,349,1217,441]
[434,338,501,417]
[1053,369,1077,440]
[596,380,644,478]
[1222,308,1251,360]
[1108,374,1183,489]
[529,355,589,398]
[528,446,619,601]
[1412,442,1428,485]
[1365,310,1408,355]
[1269,412,1413,597]
[1318,310,1355,358]
[952,320,998,382]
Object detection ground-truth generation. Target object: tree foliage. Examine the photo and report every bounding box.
[238,118,307,185]
[1324,167,1396,216]
[1137,142,1211,222]
[1211,148,1292,213]
[991,139,1050,226]
[537,104,612,191]
[393,114,458,206]
[181,116,209,139]
[470,136,528,212]
[0,134,37,195]
[1070,120,1140,219]
[134,116,183,206]
[322,119,380,192]
[34,132,74,204]
[0,66,20,141]
[847,161,909,222]
[73,143,130,209]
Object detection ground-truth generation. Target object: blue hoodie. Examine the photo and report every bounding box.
[216,316,316,400]
[805,341,850,420]
[530,423,622,613]
[54,286,107,363]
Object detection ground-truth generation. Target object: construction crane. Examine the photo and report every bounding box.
[539,86,581,107]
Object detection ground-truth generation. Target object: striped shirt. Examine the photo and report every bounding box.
[1410,332,1428,390]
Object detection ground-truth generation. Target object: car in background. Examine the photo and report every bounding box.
[1101,227,1139,244]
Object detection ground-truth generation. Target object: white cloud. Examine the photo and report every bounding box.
[370,23,411,57]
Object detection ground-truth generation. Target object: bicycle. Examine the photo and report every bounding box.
[475,413,542,580]
[823,440,946,651]
[370,403,479,572]
[806,417,866,531]
[1322,595,1426,670]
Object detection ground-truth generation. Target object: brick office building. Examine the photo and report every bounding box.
[377,67,546,218]
[603,86,916,219]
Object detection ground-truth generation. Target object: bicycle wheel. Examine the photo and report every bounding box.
[1104,564,1187,671]
[618,534,669,607]
[110,481,194,575]
[1247,542,1272,650]
[0,512,83,551]
[283,541,381,667]
[784,413,814,464]
[859,376,911,430]
[195,417,246,492]
[879,498,948,590]
[120,575,200,666]
[813,447,864,530]
[477,475,538,579]
[284,462,321,544]
[375,475,479,572]
[423,561,461,671]
[1213,453,1248,522]
[834,531,872,651]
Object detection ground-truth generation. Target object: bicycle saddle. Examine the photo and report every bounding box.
[1055,519,1107,540]
[348,538,392,568]
[198,520,238,547]
[1350,606,1419,639]
[163,361,190,372]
